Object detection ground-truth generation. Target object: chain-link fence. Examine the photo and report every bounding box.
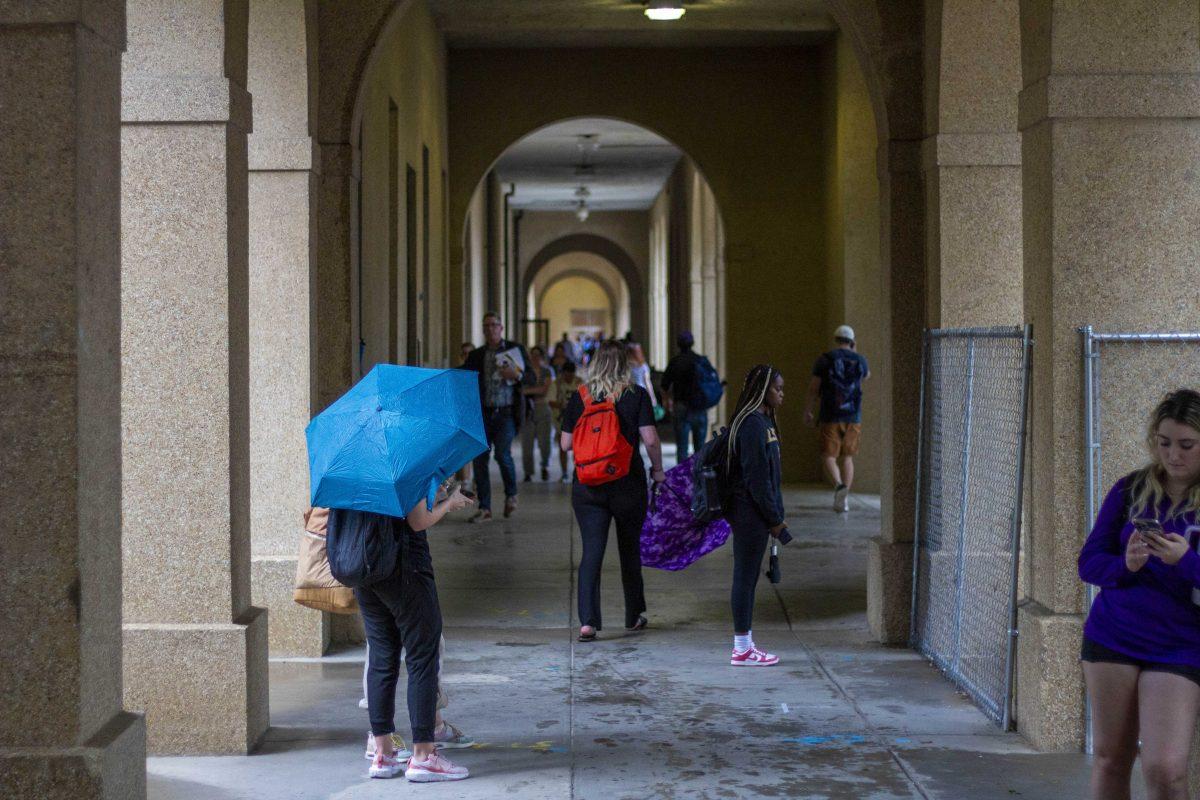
[1080,327,1200,753]
[910,326,1033,729]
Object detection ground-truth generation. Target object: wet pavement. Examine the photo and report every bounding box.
[149,453,1108,799]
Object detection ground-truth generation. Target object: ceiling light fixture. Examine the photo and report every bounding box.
[644,0,685,21]
[575,200,590,222]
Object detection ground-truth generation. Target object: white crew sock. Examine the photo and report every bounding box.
[734,633,753,653]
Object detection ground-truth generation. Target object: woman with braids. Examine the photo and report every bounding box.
[561,339,667,642]
[1079,389,1200,800]
[726,364,788,666]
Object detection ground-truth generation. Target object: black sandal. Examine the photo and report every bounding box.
[626,616,648,632]
[578,628,597,642]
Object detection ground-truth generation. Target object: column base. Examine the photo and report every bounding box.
[331,610,365,647]
[1015,601,1083,751]
[252,556,330,657]
[0,711,145,800]
[867,537,912,644]
[124,607,269,755]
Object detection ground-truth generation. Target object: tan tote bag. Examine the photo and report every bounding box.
[293,507,359,614]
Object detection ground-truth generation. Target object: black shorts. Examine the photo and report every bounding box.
[1080,636,1200,688]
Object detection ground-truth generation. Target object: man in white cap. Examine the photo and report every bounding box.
[804,325,869,512]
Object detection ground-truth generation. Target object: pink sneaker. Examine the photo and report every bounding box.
[731,646,780,667]
[368,750,406,779]
[406,751,469,783]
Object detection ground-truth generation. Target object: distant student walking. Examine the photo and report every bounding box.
[463,312,533,522]
[804,325,869,513]
[661,331,721,463]
[561,340,666,642]
[520,346,555,482]
[1079,389,1200,800]
[725,365,788,667]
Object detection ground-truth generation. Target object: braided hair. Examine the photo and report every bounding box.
[726,364,782,470]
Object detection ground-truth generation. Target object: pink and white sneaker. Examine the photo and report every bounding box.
[405,751,470,783]
[731,646,780,667]
[368,750,407,779]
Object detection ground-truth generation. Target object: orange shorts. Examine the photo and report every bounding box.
[818,423,862,458]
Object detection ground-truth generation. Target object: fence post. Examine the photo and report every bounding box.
[950,339,977,674]
[1003,324,1035,730]
[909,330,930,646]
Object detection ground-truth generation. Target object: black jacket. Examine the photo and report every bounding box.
[730,412,785,527]
[661,349,700,405]
[463,339,534,427]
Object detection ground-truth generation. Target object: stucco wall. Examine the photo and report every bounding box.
[356,0,450,373]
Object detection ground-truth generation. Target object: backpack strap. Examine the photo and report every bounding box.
[579,384,593,406]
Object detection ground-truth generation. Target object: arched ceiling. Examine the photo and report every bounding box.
[428,1,836,48]
[495,118,682,211]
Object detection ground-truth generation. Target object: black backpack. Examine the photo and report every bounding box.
[826,352,864,417]
[326,508,402,588]
[691,427,732,524]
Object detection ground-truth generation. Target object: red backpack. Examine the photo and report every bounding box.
[573,385,634,485]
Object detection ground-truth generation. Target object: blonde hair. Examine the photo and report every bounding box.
[585,340,631,402]
[1128,389,1200,521]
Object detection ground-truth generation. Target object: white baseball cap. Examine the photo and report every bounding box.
[834,324,855,342]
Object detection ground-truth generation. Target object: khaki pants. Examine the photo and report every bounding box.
[521,402,553,475]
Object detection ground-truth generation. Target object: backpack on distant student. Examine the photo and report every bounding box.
[573,386,634,486]
[325,508,402,588]
[826,352,864,417]
[691,427,732,523]
[689,355,724,411]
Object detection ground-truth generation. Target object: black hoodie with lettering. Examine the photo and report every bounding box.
[729,411,785,527]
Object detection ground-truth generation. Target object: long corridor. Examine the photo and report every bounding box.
[149,461,1099,800]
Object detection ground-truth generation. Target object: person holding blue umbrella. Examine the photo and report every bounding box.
[307,364,487,782]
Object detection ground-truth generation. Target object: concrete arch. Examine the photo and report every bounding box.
[522,234,647,342]
[530,255,633,345]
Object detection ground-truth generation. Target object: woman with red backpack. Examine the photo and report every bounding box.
[561,339,667,642]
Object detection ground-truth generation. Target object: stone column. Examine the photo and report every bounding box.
[1017,0,1200,750]
[923,0,1022,328]
[0,6,146,797]
[247,0,325,656]
[121,0,269,754]
[867,138,925,644]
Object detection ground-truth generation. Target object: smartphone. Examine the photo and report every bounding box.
[1132,517,1165,536]
[460,489,476,501]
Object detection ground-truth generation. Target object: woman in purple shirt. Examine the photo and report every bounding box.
[1079,389,1200,800]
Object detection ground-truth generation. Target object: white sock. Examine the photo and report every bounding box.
[734,633,753,653]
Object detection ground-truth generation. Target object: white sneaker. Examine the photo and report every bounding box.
[405,751,469,782]
[368,750,407,779]
[365,732,412,761]
[834,484,849,513]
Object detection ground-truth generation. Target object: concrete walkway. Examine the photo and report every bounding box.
[149,459,1102,799]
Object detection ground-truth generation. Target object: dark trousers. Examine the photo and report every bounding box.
[572,477,649,630]
[673,408,708,462]
[354,531,442,742]
[729,499,771,633]
[473,407,517,511]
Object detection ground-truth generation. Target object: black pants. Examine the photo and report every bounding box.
[729,499,771,633]
[572,476,648,630]
[354,531,442,742]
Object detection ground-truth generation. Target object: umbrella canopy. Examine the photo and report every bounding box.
[306,365,487,518]
[641,455,731,571]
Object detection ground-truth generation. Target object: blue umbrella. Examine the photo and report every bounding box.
[306,364,487,518]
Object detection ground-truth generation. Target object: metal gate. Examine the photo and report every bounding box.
[910,326,1033,729]
[1080,327,1200,752]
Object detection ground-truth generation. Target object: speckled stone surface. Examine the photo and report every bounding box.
[0,7,147,796]
[1015,602,1084,752]
[867,537,912,644]
[124,609,269,755]
[120,0,267,757]
[252,557,329,657]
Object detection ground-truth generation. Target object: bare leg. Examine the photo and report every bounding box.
[1084,660,1141,800]
[840,456,855,490]
[821,456,842,487]
[1138,670,1200,800]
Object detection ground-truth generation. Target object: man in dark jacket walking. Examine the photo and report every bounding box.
[660,331,710,463]
[462,311,533,522]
